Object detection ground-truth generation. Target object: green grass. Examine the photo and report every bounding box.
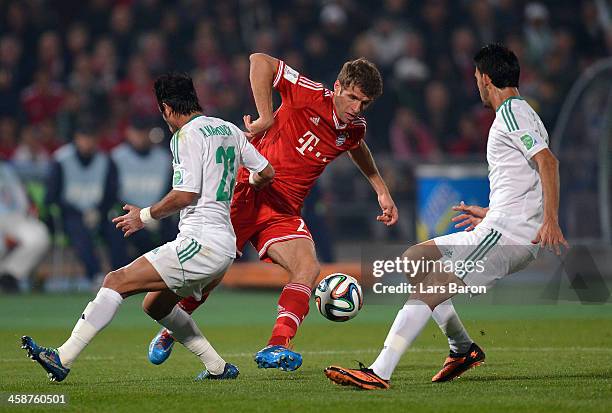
[1,290,611,412]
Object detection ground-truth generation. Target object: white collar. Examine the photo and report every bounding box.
[332,106,348,130]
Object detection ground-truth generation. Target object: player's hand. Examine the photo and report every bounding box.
[243,115,274,139]
[452,201,488,218]
[532,219,569,255]
[112,204,144,238]
[249,171,272,190]
[451,201,487,231]
[376,192,398,226]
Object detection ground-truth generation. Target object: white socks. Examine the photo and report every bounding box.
[158,306,225,375]
[56,289,225,375]
[432,299,472,354]
[58,287,123,368]
[370,299,432,380]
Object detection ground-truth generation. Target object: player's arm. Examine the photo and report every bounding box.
[531,148,569,254]
[348,140,398,226]
[243,53,280,138]
[112,190,197,238]
[505,109,568,253]
[150,190,197,219]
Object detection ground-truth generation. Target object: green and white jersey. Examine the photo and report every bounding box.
[170,115,268,258]
[480,96,549,249]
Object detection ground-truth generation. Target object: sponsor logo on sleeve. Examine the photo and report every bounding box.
[283,65,299,84]
[173,169,184,186]
[520,134,535,150]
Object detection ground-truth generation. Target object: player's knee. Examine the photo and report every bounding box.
[141,297,173,321]
[102,268,126,291]
[291,261,320,287]
[410,293,436,310]
[141,298,157,319]
[402,242,440,262]
[312,261,321,280]
[402,244,422,261]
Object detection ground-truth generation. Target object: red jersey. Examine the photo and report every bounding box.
[236,60,367,215]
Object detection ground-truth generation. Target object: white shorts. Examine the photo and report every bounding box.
[433,225,535,288]
[144,235,234,300]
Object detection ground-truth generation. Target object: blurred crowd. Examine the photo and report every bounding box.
[0,0,611,290]
[1,0,611,160]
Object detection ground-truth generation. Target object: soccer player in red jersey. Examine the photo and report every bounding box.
[148,53,398,371]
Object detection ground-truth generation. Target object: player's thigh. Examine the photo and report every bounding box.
[232,214,258,256]
[402,239,443,283]
[404,228,489,293]
[253,215,313,260]
[142,289,183,320]
[411,268,465,308]
[230,188,260,254]
[267,238,321,286]
[102,255,168,297]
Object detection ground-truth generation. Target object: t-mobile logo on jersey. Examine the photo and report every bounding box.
[296,131,328,162]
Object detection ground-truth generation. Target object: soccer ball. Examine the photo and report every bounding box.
[314,273,363,322]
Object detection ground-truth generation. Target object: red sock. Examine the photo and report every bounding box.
[178,293,209,315]
[268,283,311,346]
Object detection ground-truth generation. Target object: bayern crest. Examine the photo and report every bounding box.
[335,133,347,146]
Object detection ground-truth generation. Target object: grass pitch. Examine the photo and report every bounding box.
[1,290,611,412]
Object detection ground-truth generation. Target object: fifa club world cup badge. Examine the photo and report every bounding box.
[335,133,347,147]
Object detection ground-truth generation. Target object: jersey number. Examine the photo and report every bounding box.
[215,146,236,201]
[297,219,307,233]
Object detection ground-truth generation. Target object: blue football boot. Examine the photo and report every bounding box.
[148,328,175,365]
[254,345,303,371]
[195,363,240,381]
[21,336,70,382]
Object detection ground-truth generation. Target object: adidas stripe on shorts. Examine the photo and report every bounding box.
[433,225,535,288]
[144,235,233,300]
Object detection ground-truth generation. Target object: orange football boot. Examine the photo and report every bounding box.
[324,363,390,390]
[432,342,485,382]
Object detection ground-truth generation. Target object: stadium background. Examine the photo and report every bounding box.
[0,1,611,412]
[1,0,611,288]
